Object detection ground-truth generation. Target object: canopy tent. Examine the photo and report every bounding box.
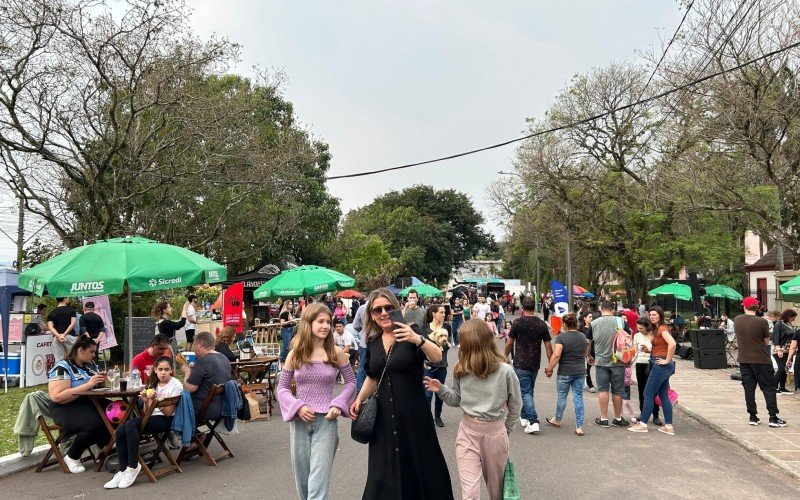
[572,285,594,298]
[1,269,31,392]
[780,275,800,302]
[336,289,365,300]
[18,237,227,361]
[222,262,295,292]
[253,265,355,300]
[397,283,443,298]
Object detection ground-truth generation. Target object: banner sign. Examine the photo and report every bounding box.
[223,282,244,333]
[25,333,57,387]
[550,280,570,317]
[82,295,118,351]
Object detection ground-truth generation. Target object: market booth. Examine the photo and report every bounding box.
[0,269,45,390]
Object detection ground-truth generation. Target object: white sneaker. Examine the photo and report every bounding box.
[520,418,530,428]
[63,455,85,473]
[524,422,540,434]
[589,387,597,393]
[117,464,141,489]
[104,471,125,489]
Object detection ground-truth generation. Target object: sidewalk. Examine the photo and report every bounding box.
[668,358,800,477]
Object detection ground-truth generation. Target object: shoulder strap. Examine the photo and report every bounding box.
[372,342,396,397]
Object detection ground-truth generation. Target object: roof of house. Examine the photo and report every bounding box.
[745,246,797,272]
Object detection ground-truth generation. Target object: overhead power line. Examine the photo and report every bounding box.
[327,36,799,181]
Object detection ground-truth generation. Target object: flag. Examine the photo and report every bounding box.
[550,280,569,317]
[223,282,244,333]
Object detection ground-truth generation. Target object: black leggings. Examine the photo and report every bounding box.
[116,415,172,469]
[51,398,111,460]
[773,354,788,391]
[586,363,593,389]
[635,363,660,418]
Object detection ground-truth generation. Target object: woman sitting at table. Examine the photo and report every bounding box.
[48,335,110,473]
[216,326,240,362]
[104,356,183,489]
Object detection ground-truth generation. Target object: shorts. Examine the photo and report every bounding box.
[185,329,196,343]
[595,365,625,395]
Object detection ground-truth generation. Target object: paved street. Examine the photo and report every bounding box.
[3,335,800,499]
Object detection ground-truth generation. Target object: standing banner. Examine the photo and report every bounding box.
[550,280,569,317]
[25,334,57,387]
[223,282,244,333]
[82,295,118,351]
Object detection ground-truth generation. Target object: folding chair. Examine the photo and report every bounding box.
[35,417,96,473]
[137,395,183,482]
[176,385,234,466]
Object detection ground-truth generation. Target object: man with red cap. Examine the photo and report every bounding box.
[734,297,786,427]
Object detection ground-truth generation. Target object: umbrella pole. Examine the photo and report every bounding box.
[128,287,133,368]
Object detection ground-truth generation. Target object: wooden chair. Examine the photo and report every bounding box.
[35,417,96,474]
[137,394,183,482]
[238,362,271,419]
[176,385,234,466]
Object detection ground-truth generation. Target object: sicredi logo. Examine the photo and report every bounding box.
[149,277,183,287]
[70,281,105,293]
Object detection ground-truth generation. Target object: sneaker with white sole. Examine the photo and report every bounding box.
[589,387,596,393]
[117,464,141,489]
[524,422,540,434]
[520,418,530,428]
[104,471,126,489]
[63,455,85,473]
[628,422,648,433]
[769,417,788,428]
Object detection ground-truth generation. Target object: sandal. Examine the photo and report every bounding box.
[575,428,584,436]
[546,417,561,428]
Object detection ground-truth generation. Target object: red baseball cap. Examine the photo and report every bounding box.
[742,296,759,309]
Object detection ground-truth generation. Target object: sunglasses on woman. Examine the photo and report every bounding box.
[371,304,396,316]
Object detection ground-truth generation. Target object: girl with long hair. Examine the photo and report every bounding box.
[423,304,451,427]
[349,288,452,500]
[629,306,676,435]
[279,299,298,363]
[543,313,588,436]
[632,317,661,425]
[151,301,185,358]
[104,356,182,489]
[277,303,355,500]
[425,319,521,500]
[772,309,797,394]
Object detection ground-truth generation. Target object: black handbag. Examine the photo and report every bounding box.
[351,342,395,444]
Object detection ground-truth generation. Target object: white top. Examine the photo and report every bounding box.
[632,332,652,364]
[474,303,491,320]
[334,329,356,350]
[186,304,196,329]
[151,377,184,417]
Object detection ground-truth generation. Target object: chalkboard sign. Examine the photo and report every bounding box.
[124,317,157,365]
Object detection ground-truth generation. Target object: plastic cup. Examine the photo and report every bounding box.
[119,379,128,391]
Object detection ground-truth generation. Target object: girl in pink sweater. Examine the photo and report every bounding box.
[278,303,356,500]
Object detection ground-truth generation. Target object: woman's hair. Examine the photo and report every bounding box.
[453,319,506,379]
[425,304,445,324]
[484,314,494,321]
[217,326,236,345]
[648,306,666,327]
[779,309,798,323]
[151,300,170,319]
[364,288,402,340]
[146,356,174,389]
[289,303,337,369]
[66,335,96,363]
[562,313,578,330]
[636,316,651,330]
[280,300,293,313]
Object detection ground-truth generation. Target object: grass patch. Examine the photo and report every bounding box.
[0,384,48,457]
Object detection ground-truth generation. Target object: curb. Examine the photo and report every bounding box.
[0,445,50,479]
[676,403,800,481]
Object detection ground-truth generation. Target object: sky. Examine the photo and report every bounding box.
[0,0,685,265]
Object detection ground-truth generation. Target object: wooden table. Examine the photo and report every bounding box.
[72,387,142,471]
[252,323,281,343]
[231,356,279,417]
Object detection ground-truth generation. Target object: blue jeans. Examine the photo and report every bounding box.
[640,358,675,425]
[290,413,338,500]
[356,346,367,395]
[451,316,462,346]
[514,368,539,423]
[280,326,295,363]
[555,374,585,428]
[425,366,447,418]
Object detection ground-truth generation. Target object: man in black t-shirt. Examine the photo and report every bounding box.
[47,297,77,359]
[79,301,106,344]
[505,296,553,434]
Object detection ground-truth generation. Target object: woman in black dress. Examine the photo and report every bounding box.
[350,288,453,500]
[152,301,186,357]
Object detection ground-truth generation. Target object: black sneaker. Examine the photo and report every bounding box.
[611,417,630,427]
[749,416,760,426]
[434,416,445,428]
[652,417,664,426]
[594,417,610,428]
[769,417,787,428]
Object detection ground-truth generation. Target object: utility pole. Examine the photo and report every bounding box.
[566,239,573,312]
[15,178,25,271]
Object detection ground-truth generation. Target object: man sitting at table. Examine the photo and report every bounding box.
[181,331,233,420]
[131,334,173,378]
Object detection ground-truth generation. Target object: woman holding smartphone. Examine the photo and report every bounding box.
[350,289,453,500]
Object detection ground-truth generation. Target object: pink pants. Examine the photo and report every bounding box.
[455,415,509,500]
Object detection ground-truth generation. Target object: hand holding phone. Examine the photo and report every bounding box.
[389,309,406,325]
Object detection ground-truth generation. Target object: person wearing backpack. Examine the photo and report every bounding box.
[629,306,677,436]
[585,301,629,428]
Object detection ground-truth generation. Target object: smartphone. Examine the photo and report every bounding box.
[389,309,407,325]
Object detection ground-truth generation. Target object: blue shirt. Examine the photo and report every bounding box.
[48,359,99,388]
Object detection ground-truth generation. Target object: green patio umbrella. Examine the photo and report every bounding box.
[252,265,355,300]
[648,283,693,313]
[19,236,227,360]
[397,283,443,298]
[702,284,743,301]
[780,275,800,301]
